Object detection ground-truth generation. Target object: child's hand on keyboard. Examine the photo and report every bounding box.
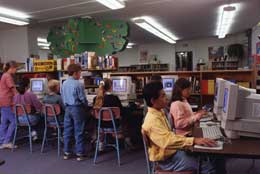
[197,110,208,119]
[194,138,217,147]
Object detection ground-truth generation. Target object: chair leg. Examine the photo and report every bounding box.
[28,126,32,153]
[94,128,100,164]
[57,127,61,157]
[41,127,47,153]
[12,126,18,152]
[114,132,121,166]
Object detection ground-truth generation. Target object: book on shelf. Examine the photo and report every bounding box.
[201,80,215,95]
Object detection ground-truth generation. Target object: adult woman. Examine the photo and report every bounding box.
[0,61,18,149]
[170,78,206,136]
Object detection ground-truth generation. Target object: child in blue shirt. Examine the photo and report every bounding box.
[61,64,88,161]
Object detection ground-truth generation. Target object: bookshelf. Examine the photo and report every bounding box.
[109,69,254,107]
[118,63,169,72]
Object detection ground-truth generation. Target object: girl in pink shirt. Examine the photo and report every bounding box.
[170,78,206,136]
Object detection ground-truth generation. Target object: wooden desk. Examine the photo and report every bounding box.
[191,126,260,159]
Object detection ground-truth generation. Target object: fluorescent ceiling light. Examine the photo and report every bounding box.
[132,16,177,44]
[37,37,48,43]
[37,43,50,47]
[0,16,28,26]
[40,46,50,50]
[216,3,240,39]
[0,7,30,19]
[96,0,125,10]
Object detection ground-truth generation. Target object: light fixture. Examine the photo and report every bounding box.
[96,0,125,10]
[0,16,28,26]
[0,6,29,26]
[126,42,135,49]
[132,16,177,44]
[37,37,50,49]
[216,3,240,39]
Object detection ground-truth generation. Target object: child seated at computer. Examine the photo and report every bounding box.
[43,79,65,123]
[170,78,207,136]
[13,77,43,140]
[142,81,217,173]
[93,78,134,151]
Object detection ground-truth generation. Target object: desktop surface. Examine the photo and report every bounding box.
[191,123,260,159]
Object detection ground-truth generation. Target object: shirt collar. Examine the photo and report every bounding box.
[148,107,164,116]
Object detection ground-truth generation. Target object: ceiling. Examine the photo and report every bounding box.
[0,0,260,44]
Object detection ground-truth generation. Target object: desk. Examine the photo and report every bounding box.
[191,126,260,159]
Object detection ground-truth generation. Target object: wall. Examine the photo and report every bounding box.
[252,24,260,55]
[0,27,29,63]
[117,33,248,70]
[175,33,248,69]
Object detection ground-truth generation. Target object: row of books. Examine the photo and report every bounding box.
[25,52,118,72]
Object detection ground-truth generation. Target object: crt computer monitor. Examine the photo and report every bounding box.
[30,78,48,95]
[213,78,226,118]
[161,75,178,98]
[221,81,260,139]
[111,76,135,101]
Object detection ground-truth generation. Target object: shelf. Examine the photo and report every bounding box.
[191,93,201,96]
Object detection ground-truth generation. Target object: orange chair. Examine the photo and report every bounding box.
[93,107,122,166]
[141,129,194,174]
[41,104,63,156]
[13,104,38,153]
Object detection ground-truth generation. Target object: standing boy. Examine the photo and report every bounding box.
[61,64,88,161]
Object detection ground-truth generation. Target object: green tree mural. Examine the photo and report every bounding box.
[47,18,129,57]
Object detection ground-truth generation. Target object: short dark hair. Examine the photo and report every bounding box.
[143,81,163,107]
[150,75,162,82]
[17,77,30,95]
[67,64,81,76]
[171,78,191,102]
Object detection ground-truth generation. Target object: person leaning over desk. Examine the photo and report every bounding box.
[142,81,218,173]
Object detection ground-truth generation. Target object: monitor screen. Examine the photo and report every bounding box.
[112,79,127,92]
[163,78,174,92]
[31,80,44,92]
[223,88,229,113]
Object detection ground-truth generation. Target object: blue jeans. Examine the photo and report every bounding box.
[18,115,40,125]
[0,107,16,144]
[63,106,86,155]
[159,151,217,174]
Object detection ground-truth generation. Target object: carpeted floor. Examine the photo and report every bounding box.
[1,144,260,174]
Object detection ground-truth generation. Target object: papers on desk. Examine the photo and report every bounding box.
[194,141,223,150]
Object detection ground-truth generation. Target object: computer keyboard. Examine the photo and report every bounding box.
[202,126,223,140]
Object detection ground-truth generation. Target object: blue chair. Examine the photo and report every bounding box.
[13,104,36,153]
[93,107,122,166]
[141,129,194,174]
[41,104,63,157]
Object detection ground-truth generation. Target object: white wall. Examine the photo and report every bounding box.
[252,24,260,55]
[175,33,248,69]
[116,47,139,66]
[0,27,29,63]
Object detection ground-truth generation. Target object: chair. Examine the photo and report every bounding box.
[141,129,193,174]
[41,104,63,157]
[93,107,122,166]
[13,104,37,153]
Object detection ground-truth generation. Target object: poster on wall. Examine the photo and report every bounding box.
[208,46,224,69]
[256,42,260,54]
[139,50,148,64]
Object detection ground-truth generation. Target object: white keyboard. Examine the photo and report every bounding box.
[202,126,223,140]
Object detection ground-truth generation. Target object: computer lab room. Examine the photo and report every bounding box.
[0,0,260,174]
